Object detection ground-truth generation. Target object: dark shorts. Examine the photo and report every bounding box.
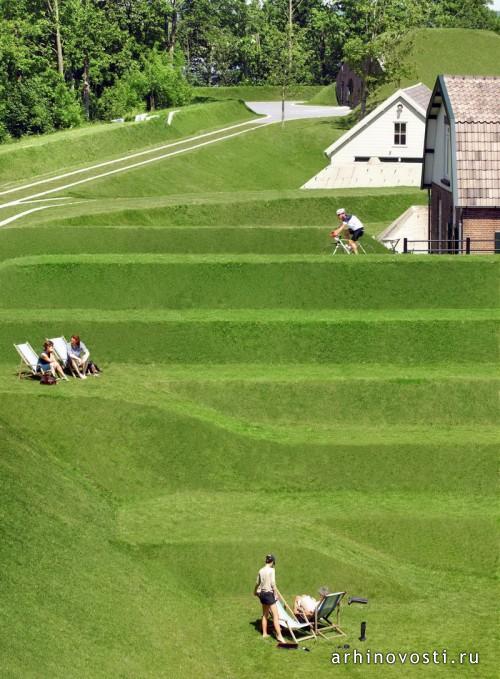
[37,361,51,372]
[348,228,364,241]
[259,591,277,605]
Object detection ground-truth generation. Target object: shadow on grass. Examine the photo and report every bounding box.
[249,618,281,640]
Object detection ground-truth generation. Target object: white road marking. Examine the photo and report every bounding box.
[15,197,73,204]
[0,202,80,227]
[167,110,179,125]
[0,117,270,201]
[0,120,274,210]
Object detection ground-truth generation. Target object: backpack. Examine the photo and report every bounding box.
[40,373,57,385]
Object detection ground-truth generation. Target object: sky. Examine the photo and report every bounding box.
[490,0,500,10]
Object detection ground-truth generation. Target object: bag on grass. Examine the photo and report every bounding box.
[86,361,101,375]
[40,373,57,385]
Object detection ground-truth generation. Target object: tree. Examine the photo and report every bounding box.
[46,0,64,76]
[180,0,249,84]
[263,22,312,124]
[164,0,186,57]
[305,2,347,83]
[341,0,425,117]
[423,0,499,30]
[62,0,133,119]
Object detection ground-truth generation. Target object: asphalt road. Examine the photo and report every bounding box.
[246,100,350,122]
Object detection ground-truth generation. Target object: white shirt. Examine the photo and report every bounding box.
[256,564,276,593]
[67,341,89,360]
[344,214,364,231]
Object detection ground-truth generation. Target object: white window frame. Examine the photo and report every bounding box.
[394,121,407,146]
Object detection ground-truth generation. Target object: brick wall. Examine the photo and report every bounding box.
[462,208,500,253]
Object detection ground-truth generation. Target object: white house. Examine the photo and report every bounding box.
[303,83,431,189]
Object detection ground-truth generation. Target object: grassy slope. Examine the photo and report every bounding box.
[0,359,497,677]
[0,100,257,186]
[58,117,342,198]
[306,83,338,106]
[0,257,497,311]
[375,28,500,101]
[192,85,323,101]
[0,100,499,678]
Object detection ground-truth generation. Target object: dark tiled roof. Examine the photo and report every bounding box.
[444,75,500,122]
[444,76,500,207]
[403,83,431,111]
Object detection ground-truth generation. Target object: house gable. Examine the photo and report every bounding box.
[422,74,500,253]
[422,75,500,208]
[325,85,430,164]
[421,76,457,204]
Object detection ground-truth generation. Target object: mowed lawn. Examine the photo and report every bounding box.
[58,117,344,198]
[0,104,498,678]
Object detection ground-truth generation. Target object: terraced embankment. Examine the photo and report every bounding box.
[0,105,498,677]
[1,237,498,677]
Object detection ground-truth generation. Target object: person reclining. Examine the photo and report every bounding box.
[294,586,330,619]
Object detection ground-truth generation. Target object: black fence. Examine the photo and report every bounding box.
[399,238,499,255]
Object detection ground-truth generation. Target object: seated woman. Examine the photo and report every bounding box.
[294,586,330,619]
[38,340,68,381]
[67,335,99,378]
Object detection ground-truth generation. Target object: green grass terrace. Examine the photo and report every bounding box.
[0,101,498,678]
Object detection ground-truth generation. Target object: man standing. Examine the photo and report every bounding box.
[332,208,364,254]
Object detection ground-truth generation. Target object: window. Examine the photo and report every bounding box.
[394,122,406,145]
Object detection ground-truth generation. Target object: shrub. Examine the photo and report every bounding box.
[1,72,82,137]
[98,70,147,119]
[0,119,9,143]
[52,80,83,129]
[98,52,192,119]
[141,48,192,110]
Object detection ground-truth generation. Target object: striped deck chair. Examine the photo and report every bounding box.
[14,342,49,380]
[276,599,316,643]
[312,591,346,638]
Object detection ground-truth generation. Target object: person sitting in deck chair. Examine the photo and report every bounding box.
[331,208,364,254]
[294,586,330,619]
[38,340,68,381]
[67,335,99,378]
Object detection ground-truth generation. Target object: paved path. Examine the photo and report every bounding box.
[0,102,350,225]
[246,101,350,122]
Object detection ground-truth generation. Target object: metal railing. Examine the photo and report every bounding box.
[399,238,499,255]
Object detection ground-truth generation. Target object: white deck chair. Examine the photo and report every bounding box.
[49,336,77,376]
[276,600,316,643]
[14,342,49,380]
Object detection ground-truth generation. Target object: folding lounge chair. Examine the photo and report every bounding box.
[276,599,316,643]
[49,336,77,377]
[312,591,346,638]
[14,342,49,380]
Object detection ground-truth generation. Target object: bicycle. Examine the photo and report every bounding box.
[330,235,367,255]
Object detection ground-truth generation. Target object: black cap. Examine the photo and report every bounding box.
[265,554,276,563]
